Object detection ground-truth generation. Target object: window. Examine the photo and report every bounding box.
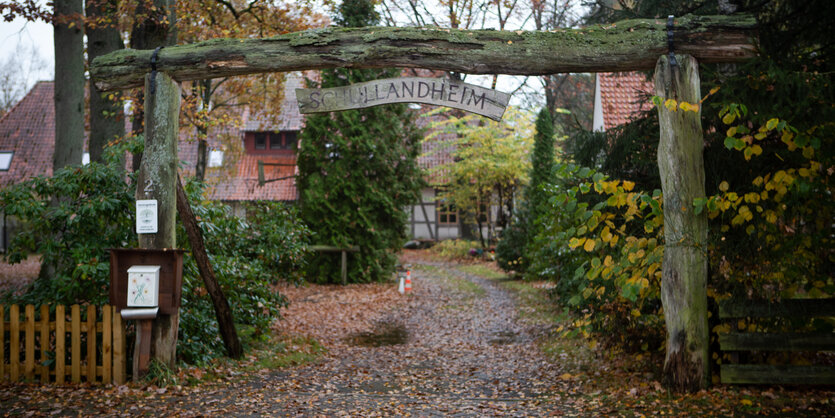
[254,133,267,150]
[283,131,298,150]
[269,132,283,150]
[477,201,489,223]
[0,152,13,171]
[253,131,298,152]
[437,201,457,226]
[208,149,224,167]
[269,131,299,150]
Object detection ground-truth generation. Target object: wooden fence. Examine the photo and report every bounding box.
[0,304,126,384]
[718,298,835,385]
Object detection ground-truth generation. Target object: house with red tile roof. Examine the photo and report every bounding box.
[0,81,57,190]
[592,72,654,132]
[178,75,304,214]
[0,75,478,247]
[0,81,57,251]
[409,105,461,241]
[0,78,304,248]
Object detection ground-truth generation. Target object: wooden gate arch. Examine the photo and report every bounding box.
[90,14,757,392]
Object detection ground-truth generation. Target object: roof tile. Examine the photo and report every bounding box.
[599,72,654,130]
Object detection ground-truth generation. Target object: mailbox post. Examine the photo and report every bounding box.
[109,249,183,380]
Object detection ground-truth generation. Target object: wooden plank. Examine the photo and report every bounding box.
[0,305,4,382]
[720,332,835,352]
[297,78,510,121]
[87,305,96,382]
[719,298,835,318]
[420,199,435,241]
[310,245,360,252]
[24,305,34,380]
[40,305,49,383]
[112,308,125,384]
[71,304,80,383]
[136,319,153,380]
[341,250,347,285]
[10,304,19,381]
[102,304,112,384]
[721,364,835,385]
[90,15,757,91]
[56,305,65,384]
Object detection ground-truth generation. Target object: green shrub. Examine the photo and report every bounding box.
[527,163,666,351]
[495,214,527,273]
[296,0,423,284]
[0,142,139,306]
[176,182,310,364]
[0,141,311,364]
[429,239,481,260]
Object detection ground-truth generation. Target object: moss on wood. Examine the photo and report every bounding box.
[91,14,756,91]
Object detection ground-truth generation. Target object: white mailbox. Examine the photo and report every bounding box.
[127,265,160,307]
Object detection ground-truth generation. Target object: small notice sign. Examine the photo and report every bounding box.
[296,77,511,121]
[136,199,158,234]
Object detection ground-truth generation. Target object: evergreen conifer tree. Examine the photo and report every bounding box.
[297,0,423,283]
[496,108,554,273]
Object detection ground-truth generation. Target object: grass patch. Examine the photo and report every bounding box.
[450,277,486,297]
[417,265,486,298]
[249,335,326,370]
[428,239,481,260]
[458,264,508,280]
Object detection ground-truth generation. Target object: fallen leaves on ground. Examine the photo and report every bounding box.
[0,251,833,416]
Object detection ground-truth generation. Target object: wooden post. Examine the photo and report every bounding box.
[102,304,112,384]
[341,250,347,285]
[86,305,96,382]
[24,305,34,380]
[0,305,4,381]
[10,304,19,381]
[55,304,65,384]
[71,304,80,383]
[654,54,710,392]
[112,307,126,384]
[135,70,181,373]
[135,320,153,380]
[39,305,48,383]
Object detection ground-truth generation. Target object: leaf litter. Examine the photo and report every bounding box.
[1,251,833,416]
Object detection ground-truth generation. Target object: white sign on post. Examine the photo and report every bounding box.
[136,199,158,234]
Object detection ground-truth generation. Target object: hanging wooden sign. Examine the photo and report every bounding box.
[296,77,511,121]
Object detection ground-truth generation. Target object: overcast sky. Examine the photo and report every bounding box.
[1,15,54,86]
[0,2,569,108]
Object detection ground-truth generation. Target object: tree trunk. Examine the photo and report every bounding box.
[129,0,178,171]
[655,54,710,392]
[193,78,212,182]
[194,137,207,182]
[91,14,756,91]
[53,0,84,170]
[86,0,125,164]
[175,176,243,358]
[136,71,181,371]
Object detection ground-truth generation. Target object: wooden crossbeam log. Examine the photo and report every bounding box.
[91,15,757,91]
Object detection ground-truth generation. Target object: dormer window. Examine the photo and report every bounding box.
[248,131,298,154]
[0,151,13,171]
[255,133,267,150]
[270,131,297,150]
